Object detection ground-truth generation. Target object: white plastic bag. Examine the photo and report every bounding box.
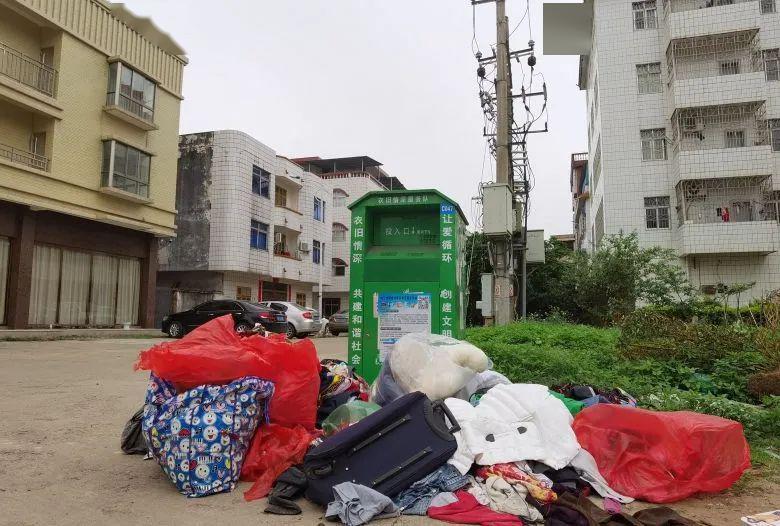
[388,333,490,401]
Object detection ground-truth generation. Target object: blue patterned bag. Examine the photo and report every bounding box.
[142,374,274,497]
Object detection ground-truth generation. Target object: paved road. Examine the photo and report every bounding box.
[0,337,771,525]
[0,336,430,525]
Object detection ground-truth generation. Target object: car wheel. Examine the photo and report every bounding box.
[329,328,340,336]
[286,323,297,339]
[235,322,252,334]
[168,321,183,338]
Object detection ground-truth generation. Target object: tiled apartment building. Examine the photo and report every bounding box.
[294,156,404,317]
[547,0,780,301]
[157,131,404,322]
[0,0,186,328]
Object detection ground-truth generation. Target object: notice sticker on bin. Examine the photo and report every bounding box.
[377,292,432,362]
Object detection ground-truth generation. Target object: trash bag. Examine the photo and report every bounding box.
[121,406,149,454]
[370,359,407,406]
[142,373,275,498]
[388,333,490,401]
[135,315,320,429]
[322,400,381,436]
[242,424,319,501]
[572,404,751,503]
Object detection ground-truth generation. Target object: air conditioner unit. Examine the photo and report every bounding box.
[299,241,310,252]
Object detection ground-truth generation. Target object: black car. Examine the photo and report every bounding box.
[161,300,287,338]
[328,309,348,336]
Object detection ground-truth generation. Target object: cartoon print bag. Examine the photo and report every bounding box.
[142,373,274,497]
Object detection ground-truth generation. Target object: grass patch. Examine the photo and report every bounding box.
[465,320,780,480]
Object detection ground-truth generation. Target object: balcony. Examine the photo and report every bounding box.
[665,30,766,116]
[675,175,779,255]
[0,142,48,172]
[677,220,778,255]
[0,42,57,97]
[663,0,760,41]
[671,102,772,181]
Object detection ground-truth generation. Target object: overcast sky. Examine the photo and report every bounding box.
[126,0,586,236]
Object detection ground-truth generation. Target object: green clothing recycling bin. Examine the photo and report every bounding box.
[347,189,468,383]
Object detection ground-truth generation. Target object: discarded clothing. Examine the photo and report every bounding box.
[454,370,512,401]
[552,384,637,407]
[318,360,370,426]
[427,489,524,525]
[549,391,585,415]
[430,492,460,508]
[264,466,307,515]
[476,463,557,504]
[325,482,399,526]
[121,406,149,455]
[142,374,274,498]
[568,448,634,503]
[445,384,580,474]
[394,464,471,515]
[545,491,702,526]
[483,476,543,522]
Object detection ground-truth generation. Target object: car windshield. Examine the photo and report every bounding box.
[290,303,309,311]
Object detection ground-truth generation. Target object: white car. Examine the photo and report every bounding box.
[257,301,322,338]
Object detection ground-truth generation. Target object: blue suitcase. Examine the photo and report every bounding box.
[304,391,460,505]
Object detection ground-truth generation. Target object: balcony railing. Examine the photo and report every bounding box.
[571,152,588,162]
[671,102,768,154]
[0,142,48,171]
[0,42,57,97]
[105,92,154,122]
[675,176,773,225]
[664,0,755,15]
[273,244,302,260]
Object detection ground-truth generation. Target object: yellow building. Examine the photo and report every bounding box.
[0,0,186,328]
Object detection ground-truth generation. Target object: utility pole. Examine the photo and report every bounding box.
[472,0,547,325]
[492,0,516,326]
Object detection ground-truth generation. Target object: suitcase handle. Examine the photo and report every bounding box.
[432,400,460,434]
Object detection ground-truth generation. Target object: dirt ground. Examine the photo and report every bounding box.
[0,336,775,526]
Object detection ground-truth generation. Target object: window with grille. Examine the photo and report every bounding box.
[252,165,270,198]
[295,293,307,307]
[332,223,348,242]
[633,1,657,30]
[250,220,269,250]
[765,49,780,81]
[725,130,746,148]
[761,0,776,14]
[275,185,287,207]
[719,60,740,76]
[236,286,252,301]
[644,196,670,229]
[641,129,667,160]
[333,189,348,207]
[770,120,780,151]
[637,63,662,94]
[312,239,321,264]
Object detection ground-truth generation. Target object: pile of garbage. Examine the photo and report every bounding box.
[123,316,751,525]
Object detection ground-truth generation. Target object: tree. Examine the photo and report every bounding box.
[464,232,492,326]
[525,238,580,319]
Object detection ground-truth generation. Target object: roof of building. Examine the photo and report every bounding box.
[292,155,406,190]
[291,156,383,172]
[108,3,187,60]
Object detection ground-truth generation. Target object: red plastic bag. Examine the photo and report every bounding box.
[572,404,750,503]
[134,315,320,429]
[241,424,318,501]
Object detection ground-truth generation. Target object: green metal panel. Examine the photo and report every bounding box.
[349,190,467,383]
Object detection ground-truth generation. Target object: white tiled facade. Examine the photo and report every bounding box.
[317,173,390,314]
[158,130,397,317]
[553,0,780,302]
